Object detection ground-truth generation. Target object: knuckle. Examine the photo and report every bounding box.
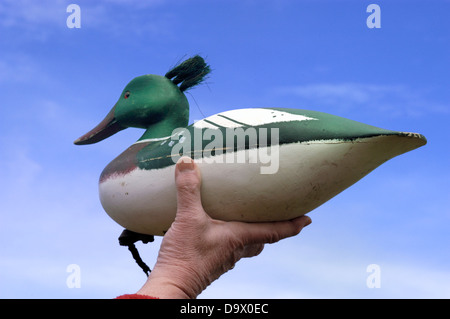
[177,176,201,194]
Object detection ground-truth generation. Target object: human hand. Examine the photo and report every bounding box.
[136,156,312,299]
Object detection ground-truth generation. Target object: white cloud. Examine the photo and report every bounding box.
[0,0,66,28]
[277,83,396,104]
[0,0,177,39]
[0,54,46,83]
[273,83,449,118]
[0,142,42,198]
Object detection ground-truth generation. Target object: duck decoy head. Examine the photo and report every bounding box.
[74,55,210,145]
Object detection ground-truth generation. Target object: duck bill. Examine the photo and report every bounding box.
[74,106,126,145]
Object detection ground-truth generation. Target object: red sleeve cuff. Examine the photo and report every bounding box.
[116,294,159,299]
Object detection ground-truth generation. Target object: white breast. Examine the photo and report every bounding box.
[99,134,422,236]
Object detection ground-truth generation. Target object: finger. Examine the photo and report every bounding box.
[231,215,312,246]
[175,156,203,213]
[242,243,265,258]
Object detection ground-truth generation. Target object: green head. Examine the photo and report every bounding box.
[74,55,210,145]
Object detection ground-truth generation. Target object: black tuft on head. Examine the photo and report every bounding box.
[165,55,211,92]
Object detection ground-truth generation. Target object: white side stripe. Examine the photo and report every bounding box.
[193,108,316,129]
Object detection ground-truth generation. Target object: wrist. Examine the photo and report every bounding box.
[137,273,191,299]
[137,265,204,299]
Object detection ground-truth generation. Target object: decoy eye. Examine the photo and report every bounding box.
[124,91,130,99]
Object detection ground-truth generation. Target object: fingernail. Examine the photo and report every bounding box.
[177,156,195,171]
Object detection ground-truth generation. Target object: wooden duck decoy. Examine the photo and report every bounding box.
[75,56,426,273]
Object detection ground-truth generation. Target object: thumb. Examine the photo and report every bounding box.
[175,156,203,213]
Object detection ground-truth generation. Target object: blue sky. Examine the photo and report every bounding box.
[0,0,449,298]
